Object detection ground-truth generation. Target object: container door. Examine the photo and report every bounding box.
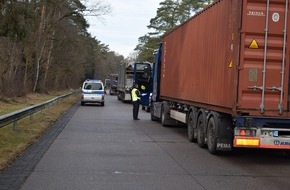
[238,0,289,116]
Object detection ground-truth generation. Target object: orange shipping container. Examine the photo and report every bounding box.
[160,0,290,117]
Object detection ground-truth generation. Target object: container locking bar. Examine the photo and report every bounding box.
[278,0,288,115]
[260,0,270,114]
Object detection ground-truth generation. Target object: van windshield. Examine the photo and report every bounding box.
[84,83,102,90]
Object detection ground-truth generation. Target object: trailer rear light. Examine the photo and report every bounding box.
[234,138,260,147]
[240,130,246,136]
[235,129,256,137]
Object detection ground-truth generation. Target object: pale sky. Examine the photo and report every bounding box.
[85,0,162,58]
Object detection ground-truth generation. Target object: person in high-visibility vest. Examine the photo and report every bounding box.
[131,83,141,120]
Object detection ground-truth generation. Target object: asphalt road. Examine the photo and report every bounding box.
[2,95,290,190]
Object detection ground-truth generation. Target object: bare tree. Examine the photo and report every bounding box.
[0,0,126,97]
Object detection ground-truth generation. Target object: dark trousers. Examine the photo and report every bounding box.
[132,100,140,119]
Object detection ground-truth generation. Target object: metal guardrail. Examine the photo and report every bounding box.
[0,91,78,130]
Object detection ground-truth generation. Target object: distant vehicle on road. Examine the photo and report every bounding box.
[133,62,152,112]
[81,79,105,106]
[117,63,152,104]
[117,64,134,102]
[109,74,118,95]
[104,79,110,89]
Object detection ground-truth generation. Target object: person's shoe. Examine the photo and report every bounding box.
[134,118,140,120]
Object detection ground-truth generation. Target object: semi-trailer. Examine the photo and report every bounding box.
[151,0,290,154]
[109,74,118,95]
[133,62,153,111]
[116,62,152,103]
[117,63,133,102]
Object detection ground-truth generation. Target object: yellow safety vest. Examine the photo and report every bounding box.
[131,88,140,102]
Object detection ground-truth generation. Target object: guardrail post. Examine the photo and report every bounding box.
[13,121,17,131]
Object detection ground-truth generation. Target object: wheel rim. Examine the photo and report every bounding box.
[197,116,203,141]
[208,119,214,148]
[197,114,205,147]
[161,107,165,125]
[188,112,194,138]
[207,117,217,153]
[151,107,154,120]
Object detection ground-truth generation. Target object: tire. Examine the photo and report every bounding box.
[81,102,84,106]
[121,92,125,102]
[197,111,206,148]
[151,106,158,121]
[207,117,218,154]
[145,106,150,112]
[187,109,197,142]
[161,106,166,126]
[159,101,174,126]
[161,104,170,127]
[117,93,121,101]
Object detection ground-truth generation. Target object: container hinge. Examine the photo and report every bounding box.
[278,103,283,115]
[260,103,265,114]
[248,86,263,91]
[277,0,288,116]
[265,86,281,92]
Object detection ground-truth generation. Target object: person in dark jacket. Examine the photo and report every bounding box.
[131,83,141,120]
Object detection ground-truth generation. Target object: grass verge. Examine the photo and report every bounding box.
[0,92,79,171]
[0,90,75,115]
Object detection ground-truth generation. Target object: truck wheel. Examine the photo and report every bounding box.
[161,104,170,127]
[207,117,217,154]
[151,106,158,121]
[121,92,125,102]
[161,106,166,126]
[187,109,197,142]
[197,111,206,148]
[145,106,150,112]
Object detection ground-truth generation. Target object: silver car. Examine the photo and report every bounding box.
[81,80,105,106]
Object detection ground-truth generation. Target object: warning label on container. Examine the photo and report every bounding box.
[228,61,233,68]
[249,40,259,49]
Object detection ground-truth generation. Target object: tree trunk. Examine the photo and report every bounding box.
[8,39,17,81]
[33,2,46,92]
[43,30,55,88]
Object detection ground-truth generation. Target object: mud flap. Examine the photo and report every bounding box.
[212,112,234,151]
[216,138,233,151]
